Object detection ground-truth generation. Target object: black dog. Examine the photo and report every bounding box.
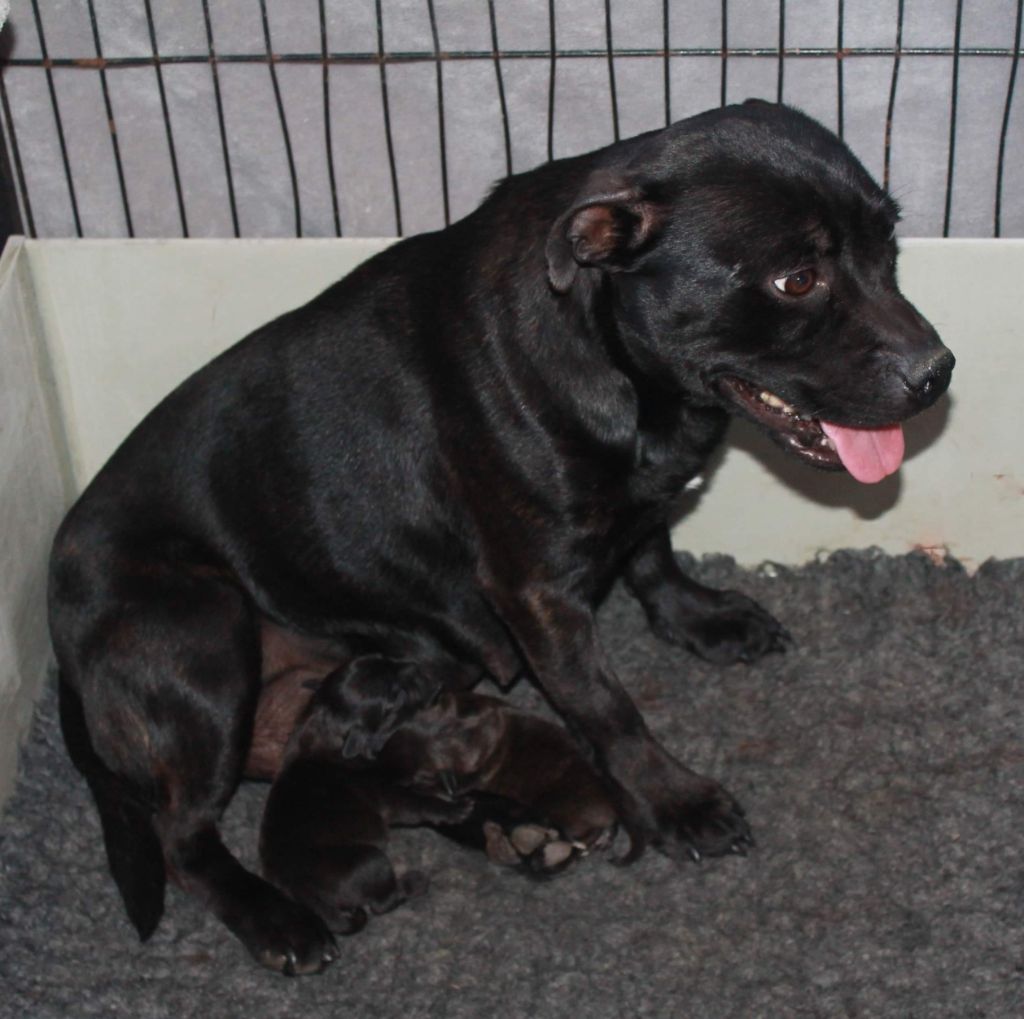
[257,660,618,971]
[50,100,953,973]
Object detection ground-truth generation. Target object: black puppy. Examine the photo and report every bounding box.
[374,688,619,869]
[50,101,953,972]
[258,660,618,969]
[257,658,471,971]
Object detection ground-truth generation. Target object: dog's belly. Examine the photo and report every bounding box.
[228,532,523,684]
[248,567,526,690]
[247,665,318,780]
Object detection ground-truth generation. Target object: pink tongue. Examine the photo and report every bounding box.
[819,421,905,484]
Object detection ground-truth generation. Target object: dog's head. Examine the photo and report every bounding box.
[546,100,954,483]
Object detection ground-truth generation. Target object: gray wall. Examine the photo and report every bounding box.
[1,0,1022,239]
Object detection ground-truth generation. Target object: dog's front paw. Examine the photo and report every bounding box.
[663,590,790,665]
[616,748,755,862]
[232,884,341,976]
[648,779,754,862]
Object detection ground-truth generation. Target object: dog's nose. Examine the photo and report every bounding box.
[902,350,955,409]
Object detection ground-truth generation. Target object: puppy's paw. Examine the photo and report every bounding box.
[482,818,617,877]
[484,821,576,875]
[416,795,476,826]
[667,590,790,665]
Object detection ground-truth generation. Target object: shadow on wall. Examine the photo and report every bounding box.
[674,392,955,525]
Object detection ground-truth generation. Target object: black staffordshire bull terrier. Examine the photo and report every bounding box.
[50,100,953,973]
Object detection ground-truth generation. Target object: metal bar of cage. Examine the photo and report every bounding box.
[720,0,728,108]
[487,0,512,178]
[995,0,1024,237]
[836,0,844,141]
[1,2,1022,242]
[883,0,905,196]
[27,0,82,236]
[201,0,240,238]
[426,0,451,227]
[259,0,301,237]
[777,0,785,103]
[943,0,964,238]
[86,0,133,237]
[662,0,671,126]
[547,0,557,163]
[375,0,402,235]
[143,0,188,236]
[320,0,342,237]
[3,45,1024,69]
[604,0,620,142]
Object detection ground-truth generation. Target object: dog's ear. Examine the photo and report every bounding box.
[546,175,662,293]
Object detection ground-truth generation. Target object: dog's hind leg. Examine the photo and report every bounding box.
[624,526,790,665]
[53,562,337,975]
[58,674,167,940]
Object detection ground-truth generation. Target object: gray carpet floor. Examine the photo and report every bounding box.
[1,551,1022,1019]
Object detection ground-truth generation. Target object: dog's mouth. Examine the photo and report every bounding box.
[716,376,905,484]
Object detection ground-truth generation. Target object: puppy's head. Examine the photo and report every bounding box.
[546,100,954,484]
[375,692,507,795]
[307,655,441,763]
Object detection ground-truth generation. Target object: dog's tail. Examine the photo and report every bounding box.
[58,674,166,941]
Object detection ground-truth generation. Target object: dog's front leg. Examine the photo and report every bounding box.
[624,526,790,665]
[490,585,753,862]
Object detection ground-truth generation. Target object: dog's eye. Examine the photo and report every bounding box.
[772,269,817,297]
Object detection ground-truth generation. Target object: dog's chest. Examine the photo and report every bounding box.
[629,402,727,505]
[567,403,726,582]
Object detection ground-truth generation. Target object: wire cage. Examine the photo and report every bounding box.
[0,0,1022,242]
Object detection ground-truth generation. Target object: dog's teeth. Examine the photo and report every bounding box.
[819,435,835,450]
[759,391,797,416]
